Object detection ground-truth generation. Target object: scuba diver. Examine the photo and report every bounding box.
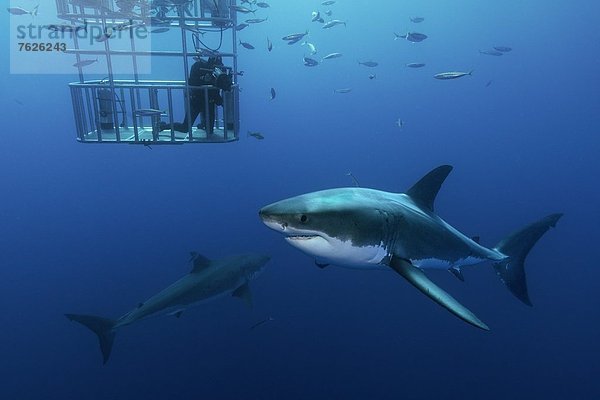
[161,55,232,135]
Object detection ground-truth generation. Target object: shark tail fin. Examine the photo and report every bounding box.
[65,313,116,364]
[493,213,563,305]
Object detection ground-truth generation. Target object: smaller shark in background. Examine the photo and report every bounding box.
[259,165,562,330]
[66,252,271,364]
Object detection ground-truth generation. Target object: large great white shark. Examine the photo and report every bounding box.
[259,165,561,330]
[66,252,270,364]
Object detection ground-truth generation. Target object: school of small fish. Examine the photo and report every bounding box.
[227,1,514,135]
[10,1,514,140]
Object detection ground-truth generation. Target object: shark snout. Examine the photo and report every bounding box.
[258,205,286,232]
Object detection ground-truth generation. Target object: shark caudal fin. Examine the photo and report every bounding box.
[65,313,116,364]
[493,213,563,305]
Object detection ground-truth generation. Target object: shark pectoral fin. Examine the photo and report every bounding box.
[232,282,253,308]
[389,257,489,331]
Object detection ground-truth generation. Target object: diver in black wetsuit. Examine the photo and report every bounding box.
[161,56,232,135]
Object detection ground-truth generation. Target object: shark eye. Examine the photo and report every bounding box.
[300,214,308,223]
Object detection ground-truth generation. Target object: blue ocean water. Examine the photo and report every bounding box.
[1,1,599,399]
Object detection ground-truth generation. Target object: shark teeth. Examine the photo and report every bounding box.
[286,235,318,240]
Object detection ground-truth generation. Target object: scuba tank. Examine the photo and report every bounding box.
[97,88,115,130]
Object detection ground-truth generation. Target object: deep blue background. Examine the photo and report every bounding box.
[1,1,599,399]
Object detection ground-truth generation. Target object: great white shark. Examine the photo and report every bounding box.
[66,252,270,364]
[259,165,561,330]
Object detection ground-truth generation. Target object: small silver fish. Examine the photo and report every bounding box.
[256,2,270,8]
[245,17,268,24]
[322,19,346,29]
[433,71,473,80]
[151,27,170,34]
[7,5,38,16]
[73,58,98,68]
[230,5,255,14]
[479,49,503,56]
[267,37,273,51]
[113,21,144,32]
[236,23,249,31]
[270,87,276,100]
[395,32,428,42]
[358,60,378,67]
[410,17,425,23]
[368,74,376,80]
[239,40,255,49]
[47,22,87,33]
[311,11,321,22]
[135,109,165,116]
[493,46,512,52]
[303,56,319,67]
[406,62,425,68]
[282,31,308,41]
[322,0,336,5]
[334,88,352,94]
[95,32,113,42]
[321,52,343,61]
[248,131,265,140]
[301,41,317,55]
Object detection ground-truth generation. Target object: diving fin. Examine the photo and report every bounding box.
[389,257,489,331]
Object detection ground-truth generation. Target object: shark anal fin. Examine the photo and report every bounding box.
[232,282,253,308]
[449,267,465,282]
[389,257,489,331]
[406,165,453,212]
[315,260,330,269]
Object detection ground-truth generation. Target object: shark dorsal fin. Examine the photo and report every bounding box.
[406,165,453,212]
[189,252,212,273]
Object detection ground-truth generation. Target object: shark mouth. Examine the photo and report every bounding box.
[286,234,319,241]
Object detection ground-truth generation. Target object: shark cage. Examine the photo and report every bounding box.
[56,0,241,144]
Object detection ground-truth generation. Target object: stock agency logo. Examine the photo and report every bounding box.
[9,3,151,74]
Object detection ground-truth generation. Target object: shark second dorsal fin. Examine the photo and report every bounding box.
[190,252,212,273]
[406,165,453,212]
